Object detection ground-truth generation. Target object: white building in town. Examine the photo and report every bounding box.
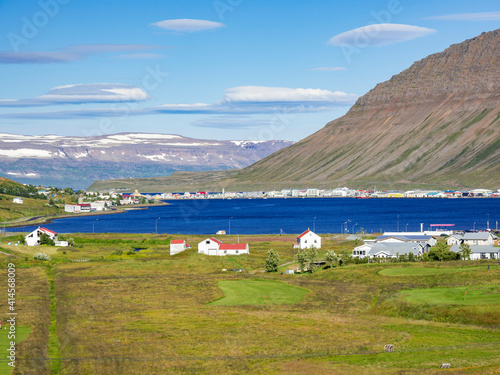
[13,197,23,204]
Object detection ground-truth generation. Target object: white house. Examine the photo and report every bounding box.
[170,239,190,255]
[449,244,500,260]
[13,197,23,204]
[198,237,224,255]
[353,242,424,259]
[197,237,249,256]
[447,232,496,246]
[25,227,58,246]
[296,230,321,249]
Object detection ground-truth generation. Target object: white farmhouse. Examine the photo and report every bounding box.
[25,227,58,246]
[296,230,321,249]
[170,239,190,255]
[198,237,224,255]
[13,197,23,204]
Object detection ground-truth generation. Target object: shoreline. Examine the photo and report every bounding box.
[3,202,170,229]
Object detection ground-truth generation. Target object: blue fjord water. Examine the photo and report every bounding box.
[8,198,500,235]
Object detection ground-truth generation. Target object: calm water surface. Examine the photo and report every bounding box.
[8,198,500,235]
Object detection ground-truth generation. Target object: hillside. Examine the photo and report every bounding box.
[232,29,500,190]
[0,133,292,189]
[87,30,500,192]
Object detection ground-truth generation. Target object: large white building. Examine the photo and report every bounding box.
[296,230,321,249]
[197,238,249,256]
[25,227,58,246]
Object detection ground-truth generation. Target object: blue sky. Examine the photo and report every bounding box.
[0,0,498,141]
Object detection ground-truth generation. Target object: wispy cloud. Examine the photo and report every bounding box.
[425,11,500,21]
[0,44,165,64]
[151,19,225,32]
[1,86,358,119]
[309,67,346,72]
[0,83,149,107]
[328,24,436,47]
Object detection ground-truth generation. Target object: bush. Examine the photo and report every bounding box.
[111,250,123,255]
[33,252,51,261]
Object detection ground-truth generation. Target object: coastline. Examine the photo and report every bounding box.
[3,202,170,229]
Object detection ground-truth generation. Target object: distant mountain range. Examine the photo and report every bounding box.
[0,133,293,188]
[88,29,500,192]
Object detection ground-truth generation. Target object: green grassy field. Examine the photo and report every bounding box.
[379,265,490,276]
[210,280,308,306]
[400,285,500,305]
[0,326,31,375]
[0,232,498,374]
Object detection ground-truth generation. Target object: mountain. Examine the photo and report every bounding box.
[230,29,500,190]
[0,133,293,189]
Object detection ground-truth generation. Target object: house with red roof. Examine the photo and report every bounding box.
[170,239,191,255]
[296,230,321,249]
[25,227,59,247]
[198,237,249,256]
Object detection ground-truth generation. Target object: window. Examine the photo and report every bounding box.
[236,250,239,254]
[224,250,227,254]
[206,240,210,244]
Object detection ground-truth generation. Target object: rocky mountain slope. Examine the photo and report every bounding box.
[231,29,500,190]
[0,133,292,188]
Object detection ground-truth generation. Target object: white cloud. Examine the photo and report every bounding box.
[1,86,358,119]
[221,86,356,104]
[151,19,225,32]
[426,11,500,21]
[309,67,346,71]
[328,24,436,47]
[0,83,149,107]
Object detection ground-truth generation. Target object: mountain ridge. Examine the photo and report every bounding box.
[230,29,500,190]
[0,132,293,188]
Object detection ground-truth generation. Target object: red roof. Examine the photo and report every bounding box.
[209,237,223,245]
[219,243,247,250]
[40,227,57,235]
[170,240,185,244]
[297,230,310,239]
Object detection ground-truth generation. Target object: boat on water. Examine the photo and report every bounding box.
[216,230,227,235]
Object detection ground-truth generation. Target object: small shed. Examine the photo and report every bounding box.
[170,239,187,255]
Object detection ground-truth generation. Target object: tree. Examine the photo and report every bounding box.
[459,243,471,260]
[430,241,449,261]
[339,247,352,266]
[265,249,280,272]
[307,247,319,272]
[40,233,55,246]
[295,249,308,273]
[325,250,338,268]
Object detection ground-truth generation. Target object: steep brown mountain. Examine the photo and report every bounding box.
[232,29,500,190]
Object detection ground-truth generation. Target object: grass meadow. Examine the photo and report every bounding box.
[0,232,498,374]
